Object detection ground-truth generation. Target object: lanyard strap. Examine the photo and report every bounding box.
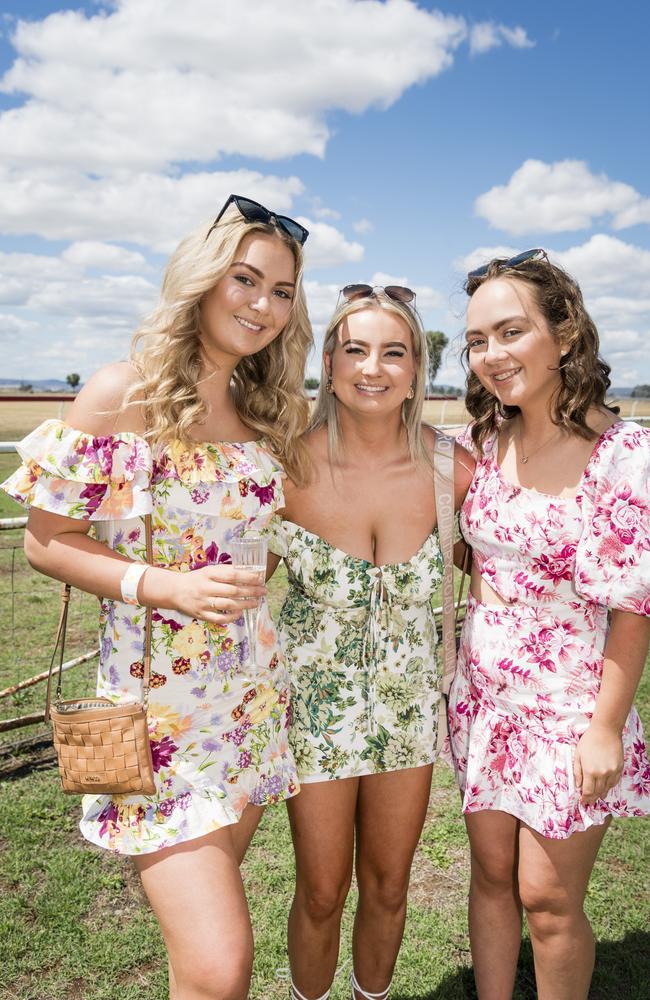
[433,432,466,696]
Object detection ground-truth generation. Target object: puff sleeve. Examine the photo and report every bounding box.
[575,422,650,616]
[1,419,153,521]
[266,513,290,559]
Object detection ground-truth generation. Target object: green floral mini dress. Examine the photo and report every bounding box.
[270,520,445,781]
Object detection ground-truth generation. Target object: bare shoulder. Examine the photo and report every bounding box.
[66,362,145,436]
[282,428,326,514]
[588,406,621,436]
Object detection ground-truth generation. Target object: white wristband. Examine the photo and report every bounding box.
[120,563,148,606]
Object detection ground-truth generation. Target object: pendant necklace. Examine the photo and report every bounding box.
[517,422,562,464]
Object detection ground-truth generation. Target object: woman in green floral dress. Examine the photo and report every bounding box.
[269,286,474,1000]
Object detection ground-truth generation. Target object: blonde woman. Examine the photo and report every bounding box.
[3,195,313,1000]
[269,285,474,1000]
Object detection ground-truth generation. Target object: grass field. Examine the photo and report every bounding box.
[0,401,649,999]
[1,395,650,444]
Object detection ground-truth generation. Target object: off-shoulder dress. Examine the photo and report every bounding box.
[448,420,650,838]
[3,420,299,854]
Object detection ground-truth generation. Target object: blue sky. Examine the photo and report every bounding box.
[1,0,649,388]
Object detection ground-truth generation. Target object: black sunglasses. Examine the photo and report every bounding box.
[207,194,309,245]
[340,283,416,305]
[467,248,548,280]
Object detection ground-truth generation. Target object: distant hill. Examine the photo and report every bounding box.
[610,387,634,397]
[0,378,77,392]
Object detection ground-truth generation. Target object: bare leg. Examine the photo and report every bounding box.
[287,778,359,999]
[464,810,522,1000]
[135,826,253,1000]
[351,765,433,998]
[231,802,265,865]
[518,819,610,1000]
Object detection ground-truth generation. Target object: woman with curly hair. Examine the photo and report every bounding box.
[3,195,313,1000]
[269,285,474,1000]
[448,249,650,999]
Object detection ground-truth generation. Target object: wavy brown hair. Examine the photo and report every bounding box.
[462,254,618,454]
[125,207,313,483]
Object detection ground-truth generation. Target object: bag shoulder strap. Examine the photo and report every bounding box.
[44,513,153,720]
[433,431,456,696]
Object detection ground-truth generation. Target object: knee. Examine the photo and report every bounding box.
[174,945,252,1000]
[470,849,517,895]
[358,868,410,915]
[295,873,352,924]
[519,880,580,939]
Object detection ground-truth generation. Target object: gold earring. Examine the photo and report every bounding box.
[406,385,415,400]
[326,377,334,394]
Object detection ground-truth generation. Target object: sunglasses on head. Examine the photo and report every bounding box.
[207,194,309,245]
[340,283,416,305]
[467,248,548,280]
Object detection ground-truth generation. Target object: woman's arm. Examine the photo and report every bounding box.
[23,365,265,625]
[24,508,263,624]
[573,610,650,805]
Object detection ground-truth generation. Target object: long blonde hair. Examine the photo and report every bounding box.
[125,207,313,482]
[310,294,431,466]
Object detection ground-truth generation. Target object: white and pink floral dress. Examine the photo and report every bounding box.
[3,419,299,855]
[448,420,650,839]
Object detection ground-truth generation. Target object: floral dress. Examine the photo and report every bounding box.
[448,420,650,839]
[270,521,444,781]
[3,419,299,855]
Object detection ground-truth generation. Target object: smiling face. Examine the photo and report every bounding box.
[198,231,296,366]
[465,277,565,411]
[325,305,416,414]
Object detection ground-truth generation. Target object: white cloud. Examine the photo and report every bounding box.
[475,159,650,235]
[453,245,520,275]
[555,234,650,295]
[353,218,374,234]
[303,280,341,328]
[310,198,341,221]
[0,166,306,251]
[469,22,534,55]
[368,271,445,311]
[302,222,364,269]
[62,242,150,272]
[0,1,473,172]
[29,274,157,318]
[0,166,362,264]
[0,2,535,256]
[0,312,39,339]
[0,248,158,378]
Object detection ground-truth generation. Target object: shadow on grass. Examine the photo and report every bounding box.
[391,931,650,999]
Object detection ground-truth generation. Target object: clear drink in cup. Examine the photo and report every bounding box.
[230,532,268,670]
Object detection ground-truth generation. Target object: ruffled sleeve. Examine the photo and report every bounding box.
[1,419,153,521]
[575,422,650,616]
[267,513,290,558]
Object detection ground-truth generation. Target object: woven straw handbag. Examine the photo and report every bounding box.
[44,514,155,796]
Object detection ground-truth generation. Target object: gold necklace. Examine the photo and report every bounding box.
[517,422,562,464]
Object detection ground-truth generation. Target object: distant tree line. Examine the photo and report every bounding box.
[631,385,650,398]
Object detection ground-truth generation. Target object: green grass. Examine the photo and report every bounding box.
[1,675,648,999]
[1,450,649,998]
